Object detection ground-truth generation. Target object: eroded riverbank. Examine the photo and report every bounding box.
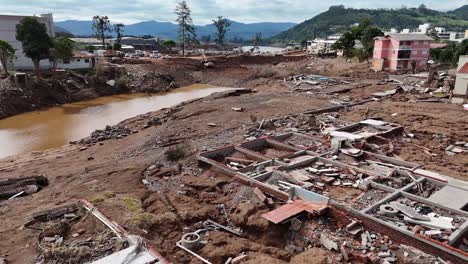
[0,84,233,158]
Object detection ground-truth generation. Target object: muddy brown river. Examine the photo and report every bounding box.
[0,84,232,159]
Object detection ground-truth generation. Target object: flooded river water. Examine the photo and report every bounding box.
[0,84,232,159]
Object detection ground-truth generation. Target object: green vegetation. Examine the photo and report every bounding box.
[213,16,231,49]
[90,191,115,204]
[0,40,15,75]
[92,16,112,47]
[49,37,74,77]
[163,40,177,54]
[333,18,383,60]
[271,5,468,43]
[430,40,468,66]
[113,23,125,45]
[129,213,156,229]
[175,1,197,56]
[122,195,142,212]
[16,17,53,77]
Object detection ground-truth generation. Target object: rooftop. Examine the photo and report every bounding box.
[376,34,434,41]
[387,33,434,41]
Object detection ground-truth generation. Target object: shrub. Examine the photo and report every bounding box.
[164,143,190,161]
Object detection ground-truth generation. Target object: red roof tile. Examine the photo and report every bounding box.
[459,63,468,74]
[261,199,328,224]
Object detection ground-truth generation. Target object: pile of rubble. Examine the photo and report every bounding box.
[0,175,48,200]
[375,197,466,245]
[285,74,344,93]
[445,141,468,156]
[287,160,367,194]
[77,125,133,145]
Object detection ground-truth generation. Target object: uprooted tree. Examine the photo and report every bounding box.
[49,38,74,78]
[16,17,52,77]
[92,16,112,48]
[175,1,197,56]
[213,16,231,49]
[0,40,15,75]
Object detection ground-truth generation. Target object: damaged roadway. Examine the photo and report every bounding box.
[0,55,467,263]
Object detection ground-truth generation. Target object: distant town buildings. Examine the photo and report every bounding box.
[387,23,467,43]
[373,33,432,71]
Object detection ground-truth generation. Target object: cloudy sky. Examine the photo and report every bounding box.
[0,0,466,25]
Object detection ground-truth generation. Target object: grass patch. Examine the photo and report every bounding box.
[129,213,156,230]
[90,191,116,204]
[254,67,277,78]
[122,195,142,212]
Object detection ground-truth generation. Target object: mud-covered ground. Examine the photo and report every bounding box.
[0,55,466,263]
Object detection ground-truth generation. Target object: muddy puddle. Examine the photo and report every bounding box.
[0,84,232,159]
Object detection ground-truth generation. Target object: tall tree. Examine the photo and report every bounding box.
[253,32,262,50]
[114,23,125,45]
[213,16,231,49]
[0,40,15,75]
[360,27,383,60]
[16,17,52,77]
[49,38,74,78]
[92,16,112,48]
[175,1,197,56]
[427,29,440,42]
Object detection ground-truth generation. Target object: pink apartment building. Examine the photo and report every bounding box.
[373,34,433,71]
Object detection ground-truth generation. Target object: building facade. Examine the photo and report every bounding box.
[0,14,55,70]
[373,34,432,71]
[453,55,468,103]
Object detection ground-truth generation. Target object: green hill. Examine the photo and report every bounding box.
[271,5,468,42]
[449,5,468,20]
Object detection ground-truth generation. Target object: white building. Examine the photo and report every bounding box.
[434,27,446,34]
[417,23,431,34]
[0,14,55,70]
[306,39,337,55]
[439,31,466,42]
[453,55,468,104]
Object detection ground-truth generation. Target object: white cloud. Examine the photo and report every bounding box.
[0,0,464,24]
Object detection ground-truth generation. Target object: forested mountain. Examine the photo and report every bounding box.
[271,5,468,42]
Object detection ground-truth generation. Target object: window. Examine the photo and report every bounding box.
[412,50,418,55]
[85,59,90,63]
[424,41,429,45]
[76,59,81,62]
[414,41,419,45]
[422,50,428,55]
